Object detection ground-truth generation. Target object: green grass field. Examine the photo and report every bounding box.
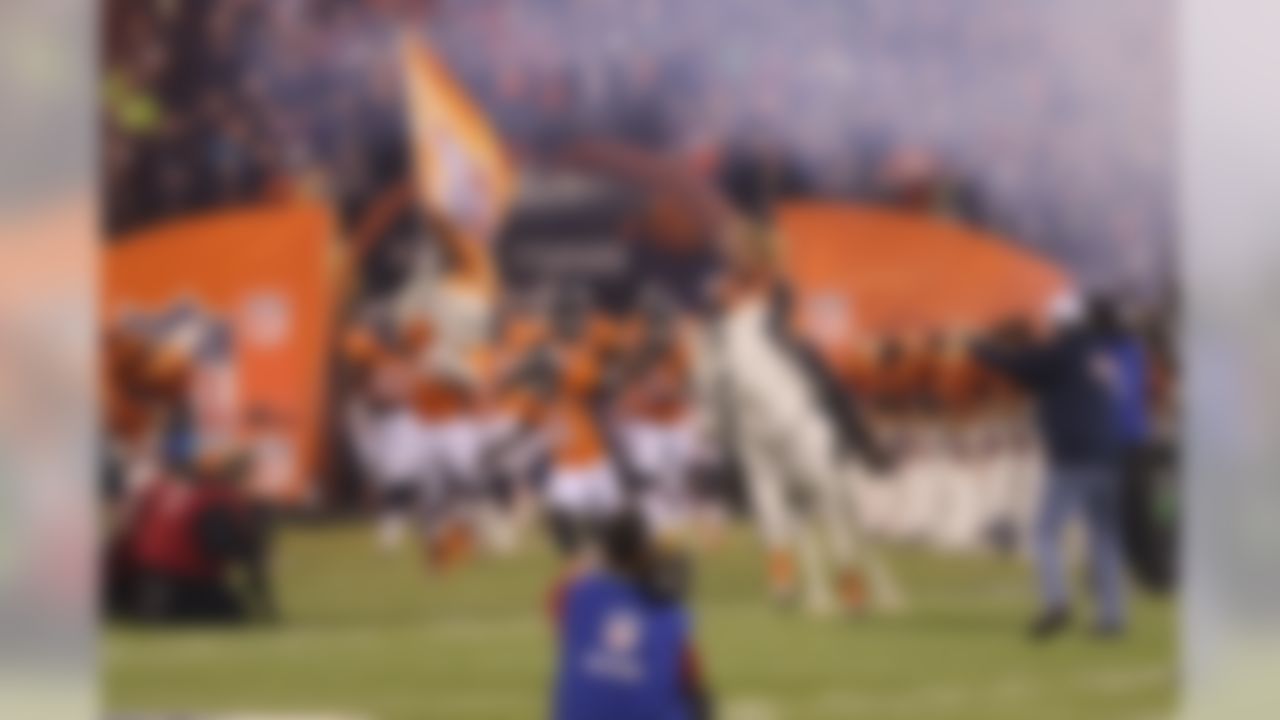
[105,523,1176,720]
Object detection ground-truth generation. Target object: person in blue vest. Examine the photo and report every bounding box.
[1088,298,1151,455]
[1089,297,1177,591]
[551,511,711,720]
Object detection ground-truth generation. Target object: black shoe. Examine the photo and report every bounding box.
[1028,608,1072,641]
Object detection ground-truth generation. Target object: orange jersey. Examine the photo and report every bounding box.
[982,366,1025,411]
[496,384,547,427]
[472,313,546,417]
[494,313,551,385]
[104,334,152,442]
[505,314,550,357]
[104,331,192,443]
[932,353,983,417]
[877,355,923,408]
[411,375,472,421]
[623,341,691,423]
[836,343,880,396]
[411,325,482,421]
[104,369,155,444]
[343,318,471,419]
[584,312,630,357]
[548,340,609,469]
[542,313,629,469]
[341,323,404,380]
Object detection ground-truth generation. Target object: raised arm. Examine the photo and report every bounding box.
[971,335,1061,389]
[417,195,498,295]
[559,141,740,240]
[352,178,497,294]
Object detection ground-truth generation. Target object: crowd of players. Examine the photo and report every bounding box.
[343,280,707,562]
[341,276,1174,564]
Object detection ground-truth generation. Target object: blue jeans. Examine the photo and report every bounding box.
[1035,463,1127,627]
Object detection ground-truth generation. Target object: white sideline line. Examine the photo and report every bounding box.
[724,698,779,720]
[724,663,1173,718]
[109,715,370,720]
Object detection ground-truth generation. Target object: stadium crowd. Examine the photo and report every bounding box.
[104,0,1172,300]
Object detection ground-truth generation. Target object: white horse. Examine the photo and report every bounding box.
[696,279,904,616]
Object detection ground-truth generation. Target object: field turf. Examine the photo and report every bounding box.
[106,523,1176,720]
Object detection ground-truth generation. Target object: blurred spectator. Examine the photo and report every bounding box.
[1091,298,1178,592]
[107,456,275,624]
[1091,298,1151,455]
[874,145,988,226]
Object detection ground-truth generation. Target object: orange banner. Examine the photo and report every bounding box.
[104,202,340,503]
[403,34,515,241]
[779,201,1071,344]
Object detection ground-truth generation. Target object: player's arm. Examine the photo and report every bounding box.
[498,345,556,402]
[351,181,415,261]
[970,334,1059,388]
[479,349,554,467]
[350,177,497,292]
[561,141,740,250]
[418,196,497,294]
[602,328,662,398]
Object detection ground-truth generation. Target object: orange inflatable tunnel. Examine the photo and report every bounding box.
[778,201,1072,341]
[104,202,341,503]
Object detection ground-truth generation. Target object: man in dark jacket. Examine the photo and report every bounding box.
[974,295,1127,639]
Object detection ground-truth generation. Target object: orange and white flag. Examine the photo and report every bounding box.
[401,34,515,242]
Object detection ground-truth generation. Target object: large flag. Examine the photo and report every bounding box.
[402,34,515,242]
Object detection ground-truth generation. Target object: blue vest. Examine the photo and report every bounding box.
[553,573,693,720]
[1104,338,1151,445]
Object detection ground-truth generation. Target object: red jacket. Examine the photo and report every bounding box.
[128,480,244,581]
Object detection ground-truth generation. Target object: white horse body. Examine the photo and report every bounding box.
[702,293,903,614]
